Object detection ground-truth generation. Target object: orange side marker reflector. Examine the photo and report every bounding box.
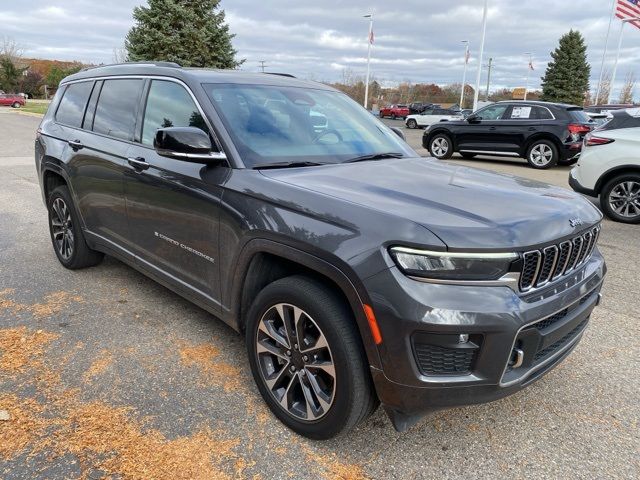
[363,304,383,345]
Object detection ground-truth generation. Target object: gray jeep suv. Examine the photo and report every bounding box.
[35,63,606,439]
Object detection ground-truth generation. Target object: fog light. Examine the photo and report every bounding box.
[458,334,469,344]
[510,348,524,369]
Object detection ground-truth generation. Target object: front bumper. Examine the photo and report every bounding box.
[363,250,606,431]
[569,169,597,197]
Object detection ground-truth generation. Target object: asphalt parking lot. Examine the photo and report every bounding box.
[1,109,638,479]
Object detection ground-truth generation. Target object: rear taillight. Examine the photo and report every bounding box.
[568,124,591,135]
[585,134,614,147]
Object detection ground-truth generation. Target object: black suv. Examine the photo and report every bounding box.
[36,63,606,439]
[423,101,594,169]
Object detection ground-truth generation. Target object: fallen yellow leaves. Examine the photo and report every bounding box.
[179,342,243,393]
[0,326,59,375]
[82,349,114,383]
[0,289,83,319]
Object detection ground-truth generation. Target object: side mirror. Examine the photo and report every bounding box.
[466,114,481,123]
[154,127,226,163]
[390,126,406,141]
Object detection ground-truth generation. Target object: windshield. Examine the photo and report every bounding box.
[202,83,415,167]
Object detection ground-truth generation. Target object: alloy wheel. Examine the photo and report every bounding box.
[431,137,449,157]
[529,143,553,166]
[50,198,74,260]
[255,303,336,422]
[609,180,640,219]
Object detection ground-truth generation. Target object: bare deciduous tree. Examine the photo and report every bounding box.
[595,69,611,105]
[112,45,128,63]
[618,71,636,104]
[1,36,23,61]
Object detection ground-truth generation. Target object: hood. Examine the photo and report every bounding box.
[260,158,602,250]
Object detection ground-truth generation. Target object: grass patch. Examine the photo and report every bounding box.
[20,103,50,115]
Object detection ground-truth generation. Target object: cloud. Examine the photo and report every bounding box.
[3,0,639,97]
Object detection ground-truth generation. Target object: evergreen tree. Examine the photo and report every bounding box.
[541,30,590,105]
[0,57,28,93]
[125,0,242,69]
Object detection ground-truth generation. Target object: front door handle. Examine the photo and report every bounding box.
[127,157,149,171]
[67,139,84,150]
[489,127,497,131]
[528,127,536,131]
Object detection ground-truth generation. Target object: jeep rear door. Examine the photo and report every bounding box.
[123,79,223,309]
[62,78,145,257]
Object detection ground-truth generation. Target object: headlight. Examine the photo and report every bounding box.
[389,246,518,281]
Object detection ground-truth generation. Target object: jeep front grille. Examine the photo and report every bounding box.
[519,225,600,292]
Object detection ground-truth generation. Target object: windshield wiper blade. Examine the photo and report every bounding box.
[345,152,404,163]
[254,161,327,170]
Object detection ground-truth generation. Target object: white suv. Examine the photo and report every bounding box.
[570,108,640,223]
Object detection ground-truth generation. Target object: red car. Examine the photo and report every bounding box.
[379,104,410,119]
[0,94,25,108]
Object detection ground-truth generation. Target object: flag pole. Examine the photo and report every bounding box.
[608,19,626,105]
[364,14,373,109]
[460,41,469,109]
[524,53,532,101]
[595,0,617,105]
[473,0,488,112]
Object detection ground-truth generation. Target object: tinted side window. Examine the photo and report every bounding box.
[55,81,94,128]
[93,79,144,141]
[533,107,553,120]
[141,80,208,146]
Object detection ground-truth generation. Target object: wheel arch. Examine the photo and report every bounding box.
[522,133,563,157]
[228,238,382,370]
[594,164,640,195]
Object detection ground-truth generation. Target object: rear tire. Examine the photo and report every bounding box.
[526,140,558,169]
[246,275,378,440]
[429,134,453,159]
[47,185,104,269]
[407,119,418,129]
[600,174,640,224]
[12,102,21,108]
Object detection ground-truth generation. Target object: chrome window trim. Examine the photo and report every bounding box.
[60,74,226,157]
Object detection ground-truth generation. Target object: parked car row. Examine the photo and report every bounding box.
[405,107,462,129]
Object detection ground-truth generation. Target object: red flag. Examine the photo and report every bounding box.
[369,30,374,44]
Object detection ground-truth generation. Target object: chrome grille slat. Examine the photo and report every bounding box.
[518,225,600,292]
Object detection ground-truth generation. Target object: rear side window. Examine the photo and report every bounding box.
[93,79,144,141]
[55,81,94,128]
[532,107,553,120]
[141,80,208,146]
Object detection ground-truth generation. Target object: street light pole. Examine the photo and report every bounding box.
[460,40,469,109]
[485,57,493,101]
[524,53,532,101]
[363,14,374,109]
[608,17,640,105]
[473,0,489,111]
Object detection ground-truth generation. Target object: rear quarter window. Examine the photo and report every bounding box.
[55,81,94,128]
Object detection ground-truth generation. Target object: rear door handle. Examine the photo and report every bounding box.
[67,139,84,150]
[127,157,149,171]
[528,127,537,131]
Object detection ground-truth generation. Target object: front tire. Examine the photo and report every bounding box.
[48,185,104,269]
[407,119,418,129]
[246,276,377,440]
[429,134,453,159]
[12,102,21,108]
[526,140,558,169]
[600,174,640,224]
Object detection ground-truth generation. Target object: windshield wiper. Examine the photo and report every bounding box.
[254,161,327,170]
[344,152,404,163]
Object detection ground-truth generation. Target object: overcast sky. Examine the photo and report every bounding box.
[3,0,639,97]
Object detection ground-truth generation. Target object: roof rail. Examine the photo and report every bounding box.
[80,61,182,72]
[264,72,296,78]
